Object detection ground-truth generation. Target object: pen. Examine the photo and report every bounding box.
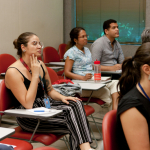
[34,110,49,112]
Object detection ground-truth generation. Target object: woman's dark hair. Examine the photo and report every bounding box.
[103,19,117,34]
[66,27,85,50]
[118,42,150,101]
[13,32,37,57]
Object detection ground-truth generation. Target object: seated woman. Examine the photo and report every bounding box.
[64,27,119,110]
[117,42,150,150]
[5,32,95,150]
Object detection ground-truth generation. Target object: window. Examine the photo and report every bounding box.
[76,0,146,44]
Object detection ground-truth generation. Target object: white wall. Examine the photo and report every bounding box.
[0,0,63,59]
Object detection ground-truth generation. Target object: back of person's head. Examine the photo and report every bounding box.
[66,27,85,50]
[141,28,150,44]
[118,42,150,101]
[13,32,37,58]
[103,19,117,34]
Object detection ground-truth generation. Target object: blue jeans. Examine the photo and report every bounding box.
[0,145,14,150]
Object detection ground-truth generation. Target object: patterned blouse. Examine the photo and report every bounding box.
[64,46,94,76]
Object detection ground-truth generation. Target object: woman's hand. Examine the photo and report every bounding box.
[61,96,82,104]
[82,73,93,81]
[30,54,41,78]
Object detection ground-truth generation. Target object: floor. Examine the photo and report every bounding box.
[1,103,111,150]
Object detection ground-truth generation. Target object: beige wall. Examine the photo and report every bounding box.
[146,0,150,28]
[0,0,63,59]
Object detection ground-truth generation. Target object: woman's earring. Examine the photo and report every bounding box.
[23,50,26,52]
[148,74,150,80]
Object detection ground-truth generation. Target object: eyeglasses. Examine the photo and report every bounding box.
[31,41,44,49]
[78,35,89,39]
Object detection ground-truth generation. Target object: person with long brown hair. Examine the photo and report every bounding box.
[117,42,150,150]
[5,32,95,150]
[64,27,119,110]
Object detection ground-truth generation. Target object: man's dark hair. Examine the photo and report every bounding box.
[103,19,117,34]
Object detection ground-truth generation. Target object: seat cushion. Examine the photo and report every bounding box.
[11,126,63,145]
[84,105,95,116]
[1,138,33,150]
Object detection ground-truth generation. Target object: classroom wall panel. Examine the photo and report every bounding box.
[146,0,150,28]
[0,0,20,58]
[0,0,63,59]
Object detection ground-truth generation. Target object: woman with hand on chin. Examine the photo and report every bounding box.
[64,27,119,110]
[5,32,94,150]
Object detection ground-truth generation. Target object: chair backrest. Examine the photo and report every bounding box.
[43,47,60,63]
[46,67,59,84]
[58,44,67,60]
[102,110,119,150]
[0,54,16,74]
[0,80,13,115]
